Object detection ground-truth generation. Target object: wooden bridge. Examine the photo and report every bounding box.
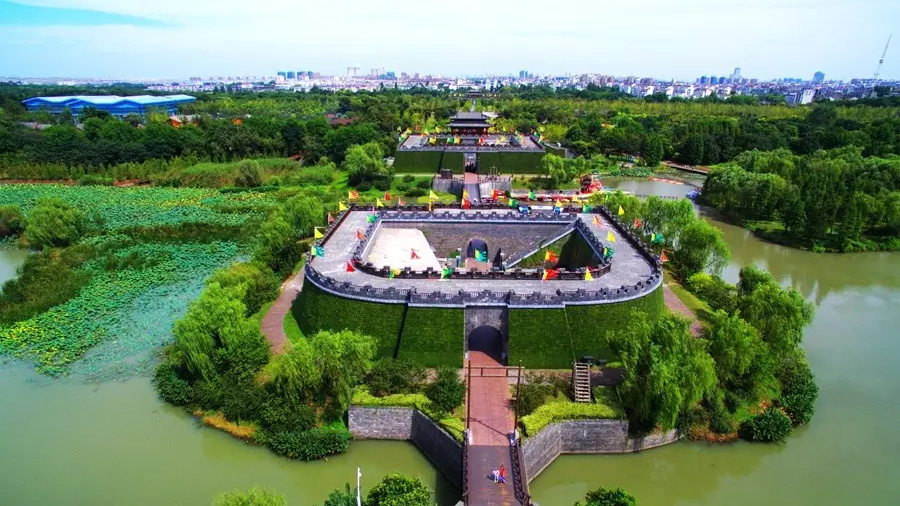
[661,161,710,175]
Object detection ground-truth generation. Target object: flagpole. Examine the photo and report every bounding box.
[357,467,362,506]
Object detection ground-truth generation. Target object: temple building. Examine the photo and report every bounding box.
[448,111,491,136]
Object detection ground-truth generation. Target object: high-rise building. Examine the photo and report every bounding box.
[710,76,719,85]
[276,71,287,79]
[286,71,296,80]
[519,70,529,79]
[699,76,709,85]
[732,67,742,80]
[813,71,825,84]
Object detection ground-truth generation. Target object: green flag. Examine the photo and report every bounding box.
[508,198,518,208]
[441,266,453,279]
[582,204,593,213]
[528,190,536,200]
[366,214,377,223]
[474,250,486,262]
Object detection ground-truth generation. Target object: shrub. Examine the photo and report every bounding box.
[265,426,352,461]
[357,181,372,192]
[24,197,88,248]
[777,357,818,426]
[364,473,431,506]
[686,272,736,312]
[402,174,415,183]
[368,358,427,396]
[259,395,317,433]
[740,408,792,442]
[373,178,391,192]
[207,262,280,316]
[153,363,194,406]
[426,367,465,414]
[404,187,426,198]
[212,487,287,506]
[575,486,637,506]
[0,204,25,238]
[516,383,554,417]
[706,394,734,434]
[234,160,263,188]
[415,179,431,190]
[520,401,621,437]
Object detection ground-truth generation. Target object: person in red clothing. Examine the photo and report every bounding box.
[498,465,507,484]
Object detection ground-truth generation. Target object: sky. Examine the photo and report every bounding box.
[0,0,898,81]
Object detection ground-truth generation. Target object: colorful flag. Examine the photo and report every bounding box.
[508,198,518,208]
[311,245,325,257]
[618,205,625,216]
[603,246,615,259]
[545,251,559,263]
[593,215,601,226]
[474,250,487,262]
[607,231,616,242]
[398,198,406,206]
[528,190,536,200]
[462,199,471,209]
[542,269,560,281]
[553,205,562,214]
[384,191,392,201]
[584,269,594,281]
[653,233,664,244]
[429,190,439,201]
[327,213,335,224]
[634,218,642,228]
[462,189,469,201]
[376,198,384,208]
[582,204,593,213]
[314,227,324,239]
[441,266,453,279]
[660,250,669,263]
[349,191,359,200]
[366,214,377,224]
[411,249,420,260]
[346,261,356,272]
[338,201,348,211]
[356,228,364,240]
[389,267,401,279]
[491,189,500,200]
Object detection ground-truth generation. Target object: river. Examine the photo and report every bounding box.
[1,181,899,505]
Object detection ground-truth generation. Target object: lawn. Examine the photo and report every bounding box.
[664,269,714,325]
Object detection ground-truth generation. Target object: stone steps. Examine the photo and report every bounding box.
[573,362,591,403]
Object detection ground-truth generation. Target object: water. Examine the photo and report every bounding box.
[529,180,900,505]
[0,245,28,288]
[2,181,900,505]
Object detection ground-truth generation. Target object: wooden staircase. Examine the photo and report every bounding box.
[573,362,591,403]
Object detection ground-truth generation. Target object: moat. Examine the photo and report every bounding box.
[1,180,898,505]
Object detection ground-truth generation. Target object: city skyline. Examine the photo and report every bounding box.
[0,0,898,81]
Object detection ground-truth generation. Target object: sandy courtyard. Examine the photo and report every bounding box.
[366,228,442,271]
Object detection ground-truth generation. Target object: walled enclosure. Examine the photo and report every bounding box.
[348,406,464,490]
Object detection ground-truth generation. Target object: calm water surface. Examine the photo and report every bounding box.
[530,179,900,505]
[0,245,27,287]
[2,181,899,505]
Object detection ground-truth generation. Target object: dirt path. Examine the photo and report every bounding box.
[260,270,305,354]
[663,284,703,337]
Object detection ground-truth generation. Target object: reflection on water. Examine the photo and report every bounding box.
[0,246,28,288]
[531,181,900,505]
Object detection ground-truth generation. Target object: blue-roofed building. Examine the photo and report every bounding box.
[22,95,196,117]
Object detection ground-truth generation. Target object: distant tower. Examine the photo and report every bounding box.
[873,35,892,80]
[813,71,825,84]
[347,66,360,78]
[732,67,741,80]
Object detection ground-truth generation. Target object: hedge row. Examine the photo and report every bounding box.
[291,280,405,358]
[566,286,664,362]
[441,152,465,173]
[392,151,443,173]
[544,144,567,157]
[394,150,545,174]
[519,400,622,437]
[508,309,574,368]
[397,307,464,367]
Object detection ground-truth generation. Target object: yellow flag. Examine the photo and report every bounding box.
[593,215,601,226]
[618,205,625,216]
[314,227,324,239]
[607,231,616,242]
[462,189,468,200]
[338,201,348,212]
[376,198,384,208]
[429,190,438,201]
[585,270,594,281]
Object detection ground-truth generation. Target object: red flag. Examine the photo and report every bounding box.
[411,249,420,260]
[491,189,499,200]
[545,251,559,263]
[542,268,560,281]
[634,218,642,228]
[660,250,669,263]
[327,213,335,224]
[356,228,364,240]
[384,191,392,201]
[398,198,407,206]
[462,199,471,209]
[346,261,356,272]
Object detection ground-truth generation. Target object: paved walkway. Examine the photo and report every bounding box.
[260,270,304,354]
[663,284,703,337]
[466,351,520,506]
[310,210,654,294]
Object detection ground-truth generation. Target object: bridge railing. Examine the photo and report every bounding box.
[510,435,533,506]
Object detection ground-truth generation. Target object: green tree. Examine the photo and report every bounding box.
[344,141,389,187]
[234,159,263,187]
[282,194,325,238]
[364,473,431,506]
[0,204,25,238]
[426,366,465,414]
[212,487,286,506]
[575,486,637,506]
[23,197,87,248]
[608,312,716,432]
[738,281,813,357]
[642,134,664,167]
[670,220,730,279]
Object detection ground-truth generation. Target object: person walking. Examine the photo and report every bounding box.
[499,465,507,485]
